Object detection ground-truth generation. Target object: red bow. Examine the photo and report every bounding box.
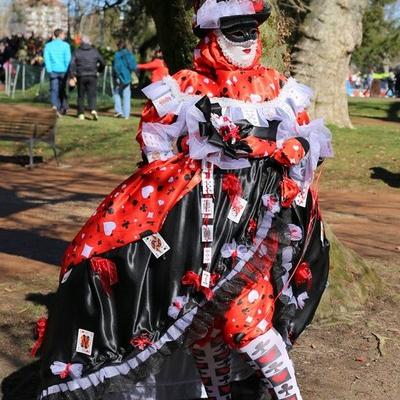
[181,271,220,300]
[30,317,48,357]
[280,176,300,208]
[220,125,241,143]
[294,262,313,289]
[222,174,242,203]
[90,257,118,295]
[130,334,153,350]
[181,271,201,290]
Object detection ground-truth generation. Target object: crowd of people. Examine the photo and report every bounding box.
[1,29,170,120]
[0,32,47,67]
[0,32,47,83]
[346,68,400,98]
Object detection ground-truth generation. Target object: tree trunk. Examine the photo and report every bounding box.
[291,0,368,127]
[143,0,196,73]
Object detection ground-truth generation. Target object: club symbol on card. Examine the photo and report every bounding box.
[143,233,170,258]
[76,329,94,356]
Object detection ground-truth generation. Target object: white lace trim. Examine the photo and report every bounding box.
[141,76,333,174]
[142,76,313,119]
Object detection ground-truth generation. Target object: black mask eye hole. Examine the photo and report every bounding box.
[221,26,259,43]
[250,28,258,36]
[231,30,246,38]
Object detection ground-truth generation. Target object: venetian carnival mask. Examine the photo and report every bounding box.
[216,20,259,68]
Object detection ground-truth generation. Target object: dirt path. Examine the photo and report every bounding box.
[0,162,399,399]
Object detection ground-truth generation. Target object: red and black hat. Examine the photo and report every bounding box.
[193,0,271,36]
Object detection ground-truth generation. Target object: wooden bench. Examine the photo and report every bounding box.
[0,104,58,168]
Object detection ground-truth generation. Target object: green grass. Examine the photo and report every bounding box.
[0,85,143,110]
[0,113,142,175]
[348,97,400,122]
[56,115,143,175]
[322,122,399,190]
[1,94,399,185]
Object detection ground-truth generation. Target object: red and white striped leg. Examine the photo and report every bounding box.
[237,328,303,400]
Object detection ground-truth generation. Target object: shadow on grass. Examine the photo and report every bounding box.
[370,167,400,188]
[350,99,400,123]
[0,228,67,266]
[26,293,56,309]
[388,101,400,122]
[1,360,41,400]
[1,293,56,400]
[0,155,44,167]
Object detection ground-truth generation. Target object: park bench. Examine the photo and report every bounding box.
[0,104,58,168]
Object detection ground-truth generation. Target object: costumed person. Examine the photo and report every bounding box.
[35,1,333,399]
[137,50,169,83]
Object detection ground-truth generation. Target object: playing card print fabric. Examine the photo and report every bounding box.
[38,23,332,400]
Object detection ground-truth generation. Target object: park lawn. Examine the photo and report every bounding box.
[54,115,142,175]
[0,114,143,175]
[0,96,399,186]
[348,97,400,122]
[321,121,399,190]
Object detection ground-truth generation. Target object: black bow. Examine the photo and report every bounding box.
[195,96,253,160]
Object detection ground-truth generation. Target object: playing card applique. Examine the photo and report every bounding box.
[143,233,170,258]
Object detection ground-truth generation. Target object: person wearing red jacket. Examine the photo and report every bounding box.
[37,1,333,399]
[137,50,169,83]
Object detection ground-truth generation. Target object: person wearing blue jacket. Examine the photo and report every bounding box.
[44,29,71,115]
[112,41,137,119]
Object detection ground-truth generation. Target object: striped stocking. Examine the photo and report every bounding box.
[237,328,303,400]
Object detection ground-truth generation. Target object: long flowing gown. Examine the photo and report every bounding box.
[38,32,332,400]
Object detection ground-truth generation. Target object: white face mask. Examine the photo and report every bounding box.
[216,30,258,68]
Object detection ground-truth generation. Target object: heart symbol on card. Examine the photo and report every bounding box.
[103,221,116,236]
[141,185,154,199]
[158,200,165,206]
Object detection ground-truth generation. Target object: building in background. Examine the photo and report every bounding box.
[7,0,68,39]
[0,0,12,37]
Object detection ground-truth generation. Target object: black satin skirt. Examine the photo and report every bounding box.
[39,158,329,399]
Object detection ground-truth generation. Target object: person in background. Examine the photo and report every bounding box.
[44,29,71,116]
[0,42,5,84]
[385,68,395,97]
[395,68,400,98]
[137,49,169,83]
[112,40,137,119]
[69,35,105,120]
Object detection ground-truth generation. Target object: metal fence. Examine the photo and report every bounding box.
[3,61,115,99]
